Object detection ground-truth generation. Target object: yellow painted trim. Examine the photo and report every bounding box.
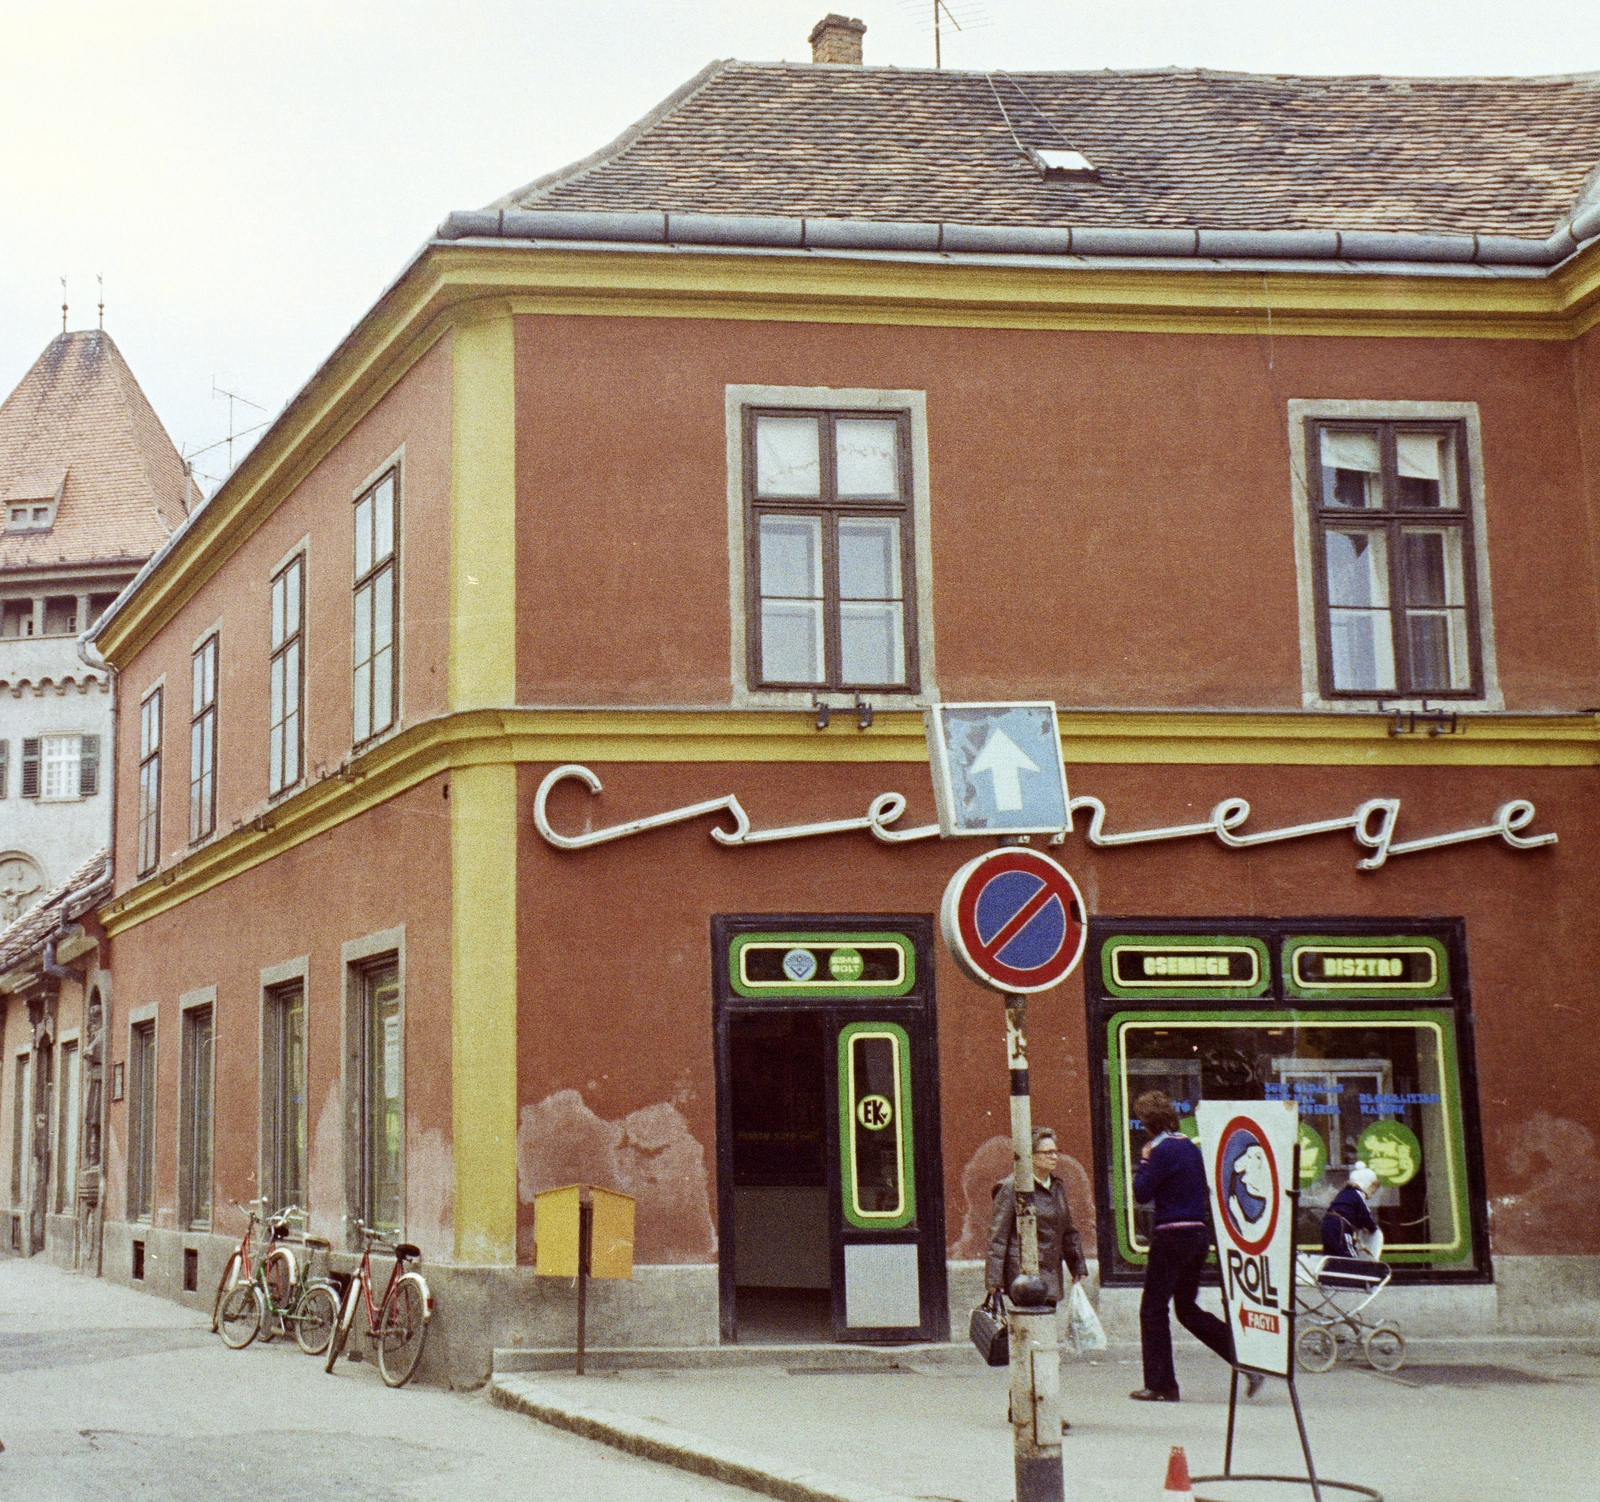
[451,760,519,1266]
[97,706,1599,937]
[94,235,1600,670]
[449,307,518,710]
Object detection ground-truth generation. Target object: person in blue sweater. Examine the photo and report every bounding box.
[1321,1161,1381,1259]
[1129,1091,1261,1402]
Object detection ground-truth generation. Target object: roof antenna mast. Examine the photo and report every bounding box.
[97,275,104,331]
[60,277,67,333]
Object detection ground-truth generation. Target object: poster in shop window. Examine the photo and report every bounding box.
[1195,1100,1299,1377]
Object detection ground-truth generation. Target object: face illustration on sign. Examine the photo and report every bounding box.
[1215,1121,1281,1256]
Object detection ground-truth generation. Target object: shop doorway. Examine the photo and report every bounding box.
[712,917,949,1346]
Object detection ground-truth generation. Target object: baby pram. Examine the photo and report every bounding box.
[1294,1251,1406,1372]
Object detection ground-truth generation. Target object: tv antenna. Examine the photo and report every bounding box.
[60,277,67,332]
[211,380,268,474]
[97,275,104,330]
[896,0,991,67]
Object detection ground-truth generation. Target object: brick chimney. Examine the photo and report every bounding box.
[809,13,866,65]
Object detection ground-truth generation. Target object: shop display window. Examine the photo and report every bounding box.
[1088,920,1488,1285]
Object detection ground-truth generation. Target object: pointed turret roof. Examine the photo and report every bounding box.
[0,330,187,574]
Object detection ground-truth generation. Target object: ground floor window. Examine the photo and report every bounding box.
[1088,919,1487,1283]
[179,1006,214,1229]
[264,981,307,1215]
[11,1053,28,1207]
[127,1022,157,1221]
[56,1041,79,1212]
[356,961,402,1235]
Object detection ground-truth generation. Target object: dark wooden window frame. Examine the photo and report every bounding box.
[1306,418,1485,702]
[137,690,162,877]
[189,636,219,843]
[269,555,305,797]
[263,979,307,1216]
[351,469,400,748]
[127,1020,157,1222]
[178,1004,214,1231]
[742,407,920,694]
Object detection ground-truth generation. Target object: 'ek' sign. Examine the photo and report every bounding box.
[1195,1100,1299,1377]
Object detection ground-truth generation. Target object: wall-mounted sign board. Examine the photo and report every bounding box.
[924,702,1071,838]
[1100,935,1271,1000]
[729,932,916,999]
[1283,935,1449,999]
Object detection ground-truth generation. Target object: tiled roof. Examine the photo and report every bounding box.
[496,63,1600,242]
[0,848,108,974]
[0,332,187,576]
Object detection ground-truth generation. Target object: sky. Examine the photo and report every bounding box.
[4,0,1598,490]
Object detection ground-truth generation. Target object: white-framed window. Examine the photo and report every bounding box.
[352,470,398,746]
[137,690,162,877]
[725,386,937,707]
[189,637,218,842]
[1287,400,1502,712]
[23,735,99,802]
[269,556,304,796]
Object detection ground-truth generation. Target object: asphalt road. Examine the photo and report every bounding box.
[0,1256,750,1502]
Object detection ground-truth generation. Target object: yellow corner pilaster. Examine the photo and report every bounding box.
[450,304,518,711]
[450,759,520,1265]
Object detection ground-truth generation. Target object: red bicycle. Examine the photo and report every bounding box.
[323,1220,433,1388]
[211,1198,268,1335]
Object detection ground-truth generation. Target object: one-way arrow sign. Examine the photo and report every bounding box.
[925,702,1072,838]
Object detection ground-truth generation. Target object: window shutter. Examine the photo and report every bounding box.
[79,734,100,797]
[0,739,7,798]
[20,738,40,799]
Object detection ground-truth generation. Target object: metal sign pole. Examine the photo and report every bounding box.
[1005,996,1064,1502]
[576,1193,593,1376]
[1285,1145,1325,1502]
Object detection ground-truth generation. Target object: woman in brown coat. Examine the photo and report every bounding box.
[985,1127,1088,1304]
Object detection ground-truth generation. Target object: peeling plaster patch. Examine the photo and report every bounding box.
[1492,1112,1600,1254]
[406,1128,453,1261]
[309,1081,342,1231]
[518,1089,717,1263]
[948,1134,1096,1260]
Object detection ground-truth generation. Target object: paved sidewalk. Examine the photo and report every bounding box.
[0,1257,752,1502]
[492,1341,1600,1502]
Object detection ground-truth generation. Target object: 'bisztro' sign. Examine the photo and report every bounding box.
[1195,1100,1299,1378]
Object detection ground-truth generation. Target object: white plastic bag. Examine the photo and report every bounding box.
[1067,1282,1107,1353]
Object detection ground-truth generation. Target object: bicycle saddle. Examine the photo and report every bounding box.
[303,1236,331,1250]
[394,1243,421,1260]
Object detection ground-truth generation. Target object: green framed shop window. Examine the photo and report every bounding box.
[729,932,915,999]
[1106,1008,1473,1270]
[838,1021,916,1230]
[1087,918,1489,1286]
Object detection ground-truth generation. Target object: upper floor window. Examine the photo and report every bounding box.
[352,472,397,745]
[743,408,918,693]
[137,689,162,877]
[20,735,99,801]
[6,503,54,533]
[269,557,304,796]
[189,637,218,842]
[1306,418,1484,701]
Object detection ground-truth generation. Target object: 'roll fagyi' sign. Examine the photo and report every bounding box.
[1195,1100,1299,1377]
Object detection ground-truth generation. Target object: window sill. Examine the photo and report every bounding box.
[734,687,929,711]
[1301,693,1502,715]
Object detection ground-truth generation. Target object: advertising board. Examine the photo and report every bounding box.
[1195,1100,1299,1376]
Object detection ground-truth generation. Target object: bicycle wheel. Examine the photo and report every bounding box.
[260,1248,297,1342]
[1296,1323,1337,1373]
[377,1274,429,1388]
[211,1251,244,1334]
[294,1281,341,1356]
[1365,1325,1406,1373]
[324,1277,362,1374]
[218,1282,264,1349]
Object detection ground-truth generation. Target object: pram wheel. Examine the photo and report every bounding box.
[1296,1324,1338,1373]
[1364,1325,1405,1373]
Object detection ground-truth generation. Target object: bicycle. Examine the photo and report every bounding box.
[211,1198,266,1337]
[323,1220,433,1388]
[216,1203,342,1356]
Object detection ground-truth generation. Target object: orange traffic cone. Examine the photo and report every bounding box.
[1162,1445,1195,1502]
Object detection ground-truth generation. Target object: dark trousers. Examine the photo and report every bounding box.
[1139,1224,1235,1396]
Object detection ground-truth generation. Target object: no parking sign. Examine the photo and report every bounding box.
[940,846,1086,994]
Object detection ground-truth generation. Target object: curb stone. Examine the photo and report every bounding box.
[489,1375,926,1502]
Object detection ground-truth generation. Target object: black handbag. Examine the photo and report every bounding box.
[969,1289,1009,1367]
